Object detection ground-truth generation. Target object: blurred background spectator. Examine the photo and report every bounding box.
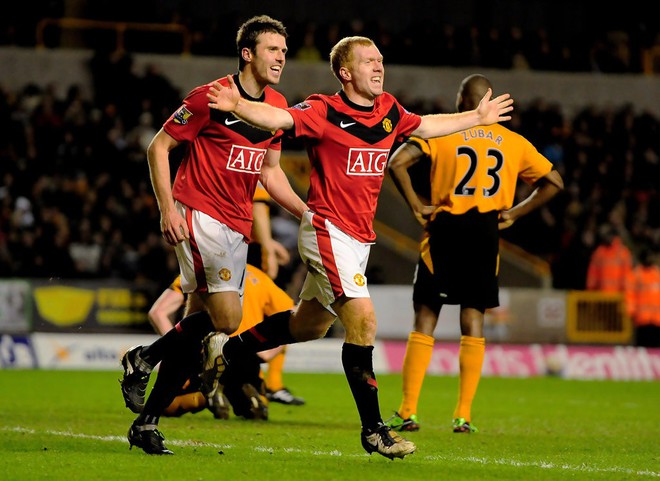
[2,0,657,73]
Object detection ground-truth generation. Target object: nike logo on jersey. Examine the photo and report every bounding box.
[340,120,356,128]
[210,110,274,143]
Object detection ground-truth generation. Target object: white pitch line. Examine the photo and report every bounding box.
[3,426,658,477]
[423,454,660,478]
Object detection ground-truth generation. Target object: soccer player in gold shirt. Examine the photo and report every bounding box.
[387,74,563,433]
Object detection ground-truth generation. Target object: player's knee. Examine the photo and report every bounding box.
[290,314,329,341]
[223,322,239,335]
[304,323,329,340]
[208,307,243,334]
[213,314,242,334]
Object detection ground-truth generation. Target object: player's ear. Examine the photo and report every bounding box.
[241,47,252,64]
[339,66,351,81]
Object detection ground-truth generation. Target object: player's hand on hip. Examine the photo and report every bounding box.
[414,205,437,227]
[498,211,515,230]
[207,76,240,112]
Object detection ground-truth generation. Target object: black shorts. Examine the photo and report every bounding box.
[413,209,500,311]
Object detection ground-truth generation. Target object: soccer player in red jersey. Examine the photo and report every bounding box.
[204,37,513,459]
[120,16,307,455]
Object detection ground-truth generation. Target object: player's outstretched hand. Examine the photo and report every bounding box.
[477,88,514,125]
[207,75,241,112]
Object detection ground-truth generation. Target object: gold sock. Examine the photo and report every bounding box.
[453,335,485,422]
[398,331,434,419]
[163,392,206,417]
[266,349,286,392]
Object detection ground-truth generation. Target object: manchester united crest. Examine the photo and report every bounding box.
[382,118,392,133]
[218,268,232,281]
[353,273,366,286]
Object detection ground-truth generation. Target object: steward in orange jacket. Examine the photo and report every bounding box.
[586,225,633,293]
[626,248,660,348]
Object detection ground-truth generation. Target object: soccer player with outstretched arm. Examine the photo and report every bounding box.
[202,37,513,459]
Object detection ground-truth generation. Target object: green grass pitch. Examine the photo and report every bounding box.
[0,370,658,480]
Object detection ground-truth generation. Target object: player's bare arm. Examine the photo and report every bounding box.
[207,76,295,131]
[412,89,514,139]
[146,129,190,245]
[388,142,436,226]
[147,287,184,335]
[252,201,290,279]
[499,169,564,230]
[259,148,308,220]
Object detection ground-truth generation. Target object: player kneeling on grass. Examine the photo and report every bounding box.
[161,344,288,421]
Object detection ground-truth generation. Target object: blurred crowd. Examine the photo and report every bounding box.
[0,50,657,294]
[1,0,660,295]
[0,54,184,291]
[284,21,655,74]
[3,1,658,74]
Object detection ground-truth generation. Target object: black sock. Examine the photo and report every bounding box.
[222,351,264,412]
[140,341,201,422]
[342,343,382,432]
[141,311,215,367]
[224,310,295,359]
[223,351,263,387]
[135,414,160,427]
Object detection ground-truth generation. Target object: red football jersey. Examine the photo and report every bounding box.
[165,74,287,240]
[287,91,421,242]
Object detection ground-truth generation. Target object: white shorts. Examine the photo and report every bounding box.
[174,201,247,295]
[298,210,371,307]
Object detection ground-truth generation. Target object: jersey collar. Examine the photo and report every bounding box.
[338,90,374,113]
[233,73,266,102]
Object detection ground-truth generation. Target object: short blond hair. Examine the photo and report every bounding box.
[329,36,375,82]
